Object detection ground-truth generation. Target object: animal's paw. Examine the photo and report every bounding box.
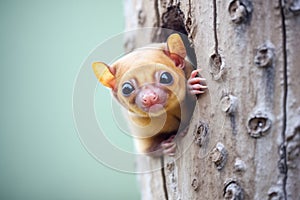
[161,135,177,157]
[187,69,207,95]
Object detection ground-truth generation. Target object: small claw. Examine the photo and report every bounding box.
[190,90,205,95]
[161,141,175,148]
[187,69,207,96]
[161,135,177,156]
[162,143,177,156]
[189,84,208,90]
[190,69,202,78]
[188,77,207,85]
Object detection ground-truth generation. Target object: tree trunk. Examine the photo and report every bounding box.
[124,0,300,199]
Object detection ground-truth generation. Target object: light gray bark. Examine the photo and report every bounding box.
[124,0,300,199]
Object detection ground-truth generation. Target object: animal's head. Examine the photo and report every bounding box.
[92,33,188,117]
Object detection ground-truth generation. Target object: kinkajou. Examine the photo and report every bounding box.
[92,33,207,157]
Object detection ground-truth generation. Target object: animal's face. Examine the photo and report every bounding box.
[116,63,186,116]
[92,33,189,117]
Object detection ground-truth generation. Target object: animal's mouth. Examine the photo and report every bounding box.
[141,103,166,114]
[148,104,164,113]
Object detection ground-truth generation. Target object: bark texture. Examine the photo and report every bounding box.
[124,0,300,199]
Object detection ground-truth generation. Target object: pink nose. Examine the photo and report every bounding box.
[142,92,159,107]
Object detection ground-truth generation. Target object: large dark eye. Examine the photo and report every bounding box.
[122,82,135,96]
[159,72,173,85]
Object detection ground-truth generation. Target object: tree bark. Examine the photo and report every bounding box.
[124,0,300,199]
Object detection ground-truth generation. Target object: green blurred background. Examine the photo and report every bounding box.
[0,0,140,199]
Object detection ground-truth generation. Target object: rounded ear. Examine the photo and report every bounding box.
[92,62,116,89]
[166,33,187,59]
